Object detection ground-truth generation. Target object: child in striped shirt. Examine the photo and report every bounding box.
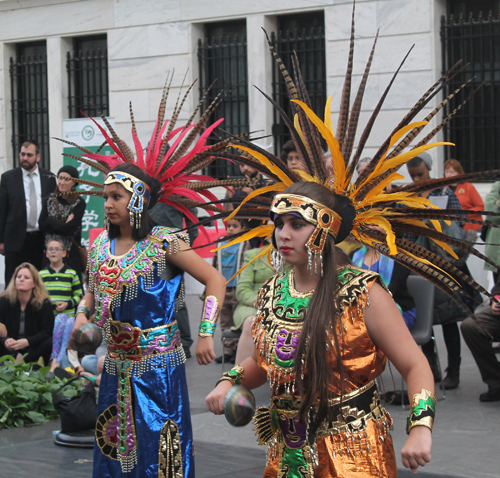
[40,237,83,374]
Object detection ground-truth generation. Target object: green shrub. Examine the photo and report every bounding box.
[0,355,84,429]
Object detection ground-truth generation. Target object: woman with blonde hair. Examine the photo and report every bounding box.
[0,262,54,363]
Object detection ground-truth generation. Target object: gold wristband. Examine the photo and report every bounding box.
[406,388,436,434]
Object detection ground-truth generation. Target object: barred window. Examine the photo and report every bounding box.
[67,35,109,118]
[10,41,50,169]
[271,11,326,156]
[198,21,248,179]
[441,2,500,171]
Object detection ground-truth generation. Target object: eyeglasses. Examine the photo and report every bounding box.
[20,152,35,158]
[47,247,64,252]
[58,176,74,182]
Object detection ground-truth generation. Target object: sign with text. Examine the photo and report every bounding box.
[62,118,115,248]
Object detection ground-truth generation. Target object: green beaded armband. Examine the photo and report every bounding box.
[406,388,436,434]
[216,365,245,387]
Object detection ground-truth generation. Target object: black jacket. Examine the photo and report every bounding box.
[0,296,54,347]
[39,195,86,247]
[0,167,57,251]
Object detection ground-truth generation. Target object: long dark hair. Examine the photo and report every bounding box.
[279,182,344,428]
[107,163,161,240]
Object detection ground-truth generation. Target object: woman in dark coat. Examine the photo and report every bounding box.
[39,165,86,279]
[0,262,54,364]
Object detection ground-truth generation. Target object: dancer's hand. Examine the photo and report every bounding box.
[205,381,232,415]
[401,425,432,472]
[196,336,216,365]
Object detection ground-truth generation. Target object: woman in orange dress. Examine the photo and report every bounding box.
[206,182,435,477]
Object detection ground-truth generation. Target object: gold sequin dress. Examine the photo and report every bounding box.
[252,266,397,478]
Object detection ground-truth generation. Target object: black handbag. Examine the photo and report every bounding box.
[52,377,97,433]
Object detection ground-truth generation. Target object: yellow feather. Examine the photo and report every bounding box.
[222,243,272,285]
[293,113,307,147]
[354,212,397,254]
[291,99,346,191]
[212,225,274,252]
[372,122,428,174]
[296,170,319,182]
[374,142,454,176]
[362,173,405,203]
[225,182,285,222]
[234,145,294,186]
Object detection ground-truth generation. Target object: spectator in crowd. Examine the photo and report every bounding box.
[407,152,472,390]
[53,311,104,378]
[39,237,83,375]
[281,139,307,173]
[0,262,54,364]
[0,141,57,286]
[209,218,251,364]
[484,182,500,283]
[233,244,275,364]
[461,277,500,402]
[39,165,86,279]
[149,201,199,358]
[443,159,484,231]
[352,245,416,330]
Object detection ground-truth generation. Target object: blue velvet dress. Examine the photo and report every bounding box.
[89,226,194,478]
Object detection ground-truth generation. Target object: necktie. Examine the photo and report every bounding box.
[27,172,37,229]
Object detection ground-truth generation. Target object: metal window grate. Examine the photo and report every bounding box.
[198,29,249,179]
[271,25,326,156]
[441,12,500,172]
[10,48,50,169]
[67,42,109,118]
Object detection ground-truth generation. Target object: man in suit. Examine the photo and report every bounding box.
[0,141,57,286]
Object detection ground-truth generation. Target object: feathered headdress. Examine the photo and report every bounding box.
[192,4,500,319]
[57,74,259,232]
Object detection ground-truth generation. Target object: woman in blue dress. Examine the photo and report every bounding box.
[76,163,226,477]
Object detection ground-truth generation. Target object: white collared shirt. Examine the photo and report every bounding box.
[22,165,42,231]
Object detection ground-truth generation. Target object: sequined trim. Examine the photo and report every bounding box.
[159,419,184,478]
[104,321,186,377]
[96,404,119,461]
[253,383,393,473]
[88,226,188,337]
[287,268,315,299]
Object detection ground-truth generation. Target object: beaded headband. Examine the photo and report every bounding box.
[270,193,342,275]
[105,171,151,228]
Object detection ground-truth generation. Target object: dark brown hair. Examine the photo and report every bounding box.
[279,181,344,428]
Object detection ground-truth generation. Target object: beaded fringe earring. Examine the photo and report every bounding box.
[306,246,323,277]
[104,213,109,231]
[271,246,283,273]
[129,210,142,229]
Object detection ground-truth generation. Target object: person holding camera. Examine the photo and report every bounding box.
[461,278,500,402]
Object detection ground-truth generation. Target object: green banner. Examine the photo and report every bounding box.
[62,118,115,248]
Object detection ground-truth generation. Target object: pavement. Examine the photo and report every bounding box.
[0,294,499,477]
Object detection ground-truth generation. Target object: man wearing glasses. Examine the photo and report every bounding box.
[0,141,56,287]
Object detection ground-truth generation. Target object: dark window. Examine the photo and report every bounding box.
[10,41,50,169]
[441,5,500,171]
[67,35,109,118]
[271,11,326,156]
[198,21,248,179]
[447,1,499,17]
